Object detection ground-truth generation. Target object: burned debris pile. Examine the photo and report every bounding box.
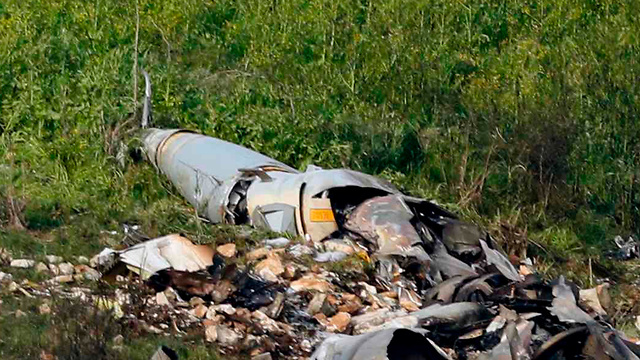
[120,128,639,359]
[2,127,637,360]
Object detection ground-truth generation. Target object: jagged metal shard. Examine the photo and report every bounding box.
[310,328,451,360]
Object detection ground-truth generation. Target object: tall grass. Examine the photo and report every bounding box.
[0,0,638,255]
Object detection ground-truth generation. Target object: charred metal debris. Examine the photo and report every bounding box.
[86,126,636,360]
[80,77,640,359]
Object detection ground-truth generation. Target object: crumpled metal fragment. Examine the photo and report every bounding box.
[310,328,451,360]
[547,276,593,324]
[431,241,477,279]
[411,302,493,331]
[96,234,214,279]
[344,195,431,263]
[480,239,522,282]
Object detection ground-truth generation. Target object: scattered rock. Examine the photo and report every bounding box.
[76,256,89,265]
[211,304,236,315]
[323,239,356,255]
[189,297,205,307]
[45,255,63,264]
[35,262,49,273]
[290,275,332,293]
[48,264,60,275]
[306,293,327,315]
[216,325,242,347]
[0,248,11,266]
[191,304,208,318]
[47,275,74,284]
[156,292,170,306]
[112,334,124,345]
[39,303,51,315]
[0,271,13,284]
[10,259,35,268]
[246,247,270,262]
[58,262,74,275]
[288,244,315,257]
[283,264,296,279]
[264,237,290,248]
[39,350,56,360]
[217,243,237,258]
[205,325,218,342]
[74,265,101,281]
[252,353,273,360]
[252,310,281,333]
[337,294,363,314]
[7,281,18,292]
[255,252,284,282]
[327,312,351,332]
[150,346,178,360]
[15,309,26,318]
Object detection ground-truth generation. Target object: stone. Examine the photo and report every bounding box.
[205,325,218,342]
[217,243,237,258]
[264,237,290,248]
[246,247,270,262]
[112,334,124,345]
[0,248,11,266]
[255,252,284,282]
[327,312,351,332]
[45,255,63,264]
[212,304,236,315]
[156,292,170,306]
[252,310,281,333]
[76,256,89,264]
[39,350,55,360]
[15,309,26,318]
[150,346,176,360]
[290,275,332,293]
[252,353,273,360]
[189,297,205,307]
[10,259,35,268]
[7,281,18,292]
[266,293,285,319]
[38,303,51,315]
[287,244,315,257]
[351,309,409,335]
[216,325,242,347]
[74,265,101,281]
[323,239,356,255]
[47,275,74,284]
[313,313,329,326]
[337,295,363,314]
[0,271,13,284]
[306,293,327,315]
[283,264,296,279]
[48,264,60,275]
[211,280,233,304]
[35,262,49,273]
[191,304,208,318]
[58,262,74,275]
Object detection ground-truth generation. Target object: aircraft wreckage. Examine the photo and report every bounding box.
[93,74,640,359]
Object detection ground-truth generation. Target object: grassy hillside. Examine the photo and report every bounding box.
[1,0,639,265]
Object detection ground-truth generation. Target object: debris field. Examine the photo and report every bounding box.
[2,85,640,359]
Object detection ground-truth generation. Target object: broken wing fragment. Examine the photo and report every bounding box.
[311,328,451,360]
[480,239,522,282]
[343,195,429,262]
[96,234,214,279]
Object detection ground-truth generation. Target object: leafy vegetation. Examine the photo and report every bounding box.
[1,0,640,356]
